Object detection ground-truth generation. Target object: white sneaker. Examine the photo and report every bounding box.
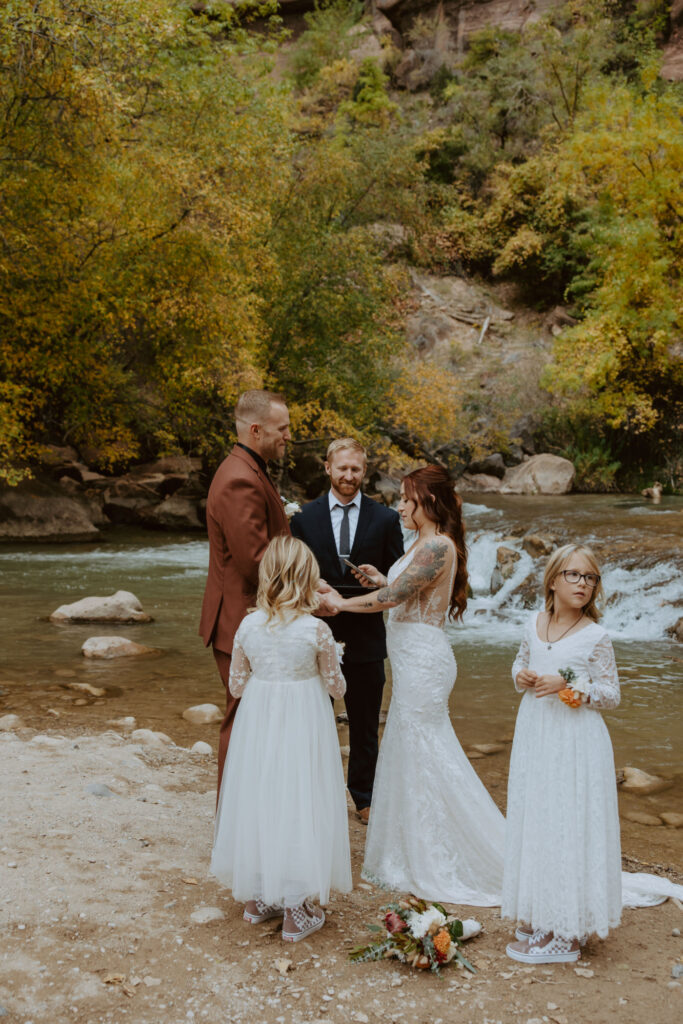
[243,899,284,924]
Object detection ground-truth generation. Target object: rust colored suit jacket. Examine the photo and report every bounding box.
[198,445,290,654]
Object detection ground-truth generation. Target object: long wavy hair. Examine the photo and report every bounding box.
[256,536,320,623]
[402,465,468,621]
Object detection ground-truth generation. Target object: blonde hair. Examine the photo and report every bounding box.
[543,544,604,622]
[325,437,367,464]
[256,536,320,622]
[235,389,286,430]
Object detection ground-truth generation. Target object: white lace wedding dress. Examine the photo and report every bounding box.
[362,547,683,917]
[210,611,352,907]
[362,539,505,905]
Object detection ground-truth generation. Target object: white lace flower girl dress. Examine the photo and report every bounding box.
[502,611,622,940]
[210,611,352,908]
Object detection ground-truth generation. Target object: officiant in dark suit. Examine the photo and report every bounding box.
[290,439,403,822]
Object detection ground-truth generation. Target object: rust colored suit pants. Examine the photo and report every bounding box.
[213,648,238,799]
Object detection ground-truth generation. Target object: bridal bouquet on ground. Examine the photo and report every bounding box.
[349,898,481,975]
[558,666,590,709]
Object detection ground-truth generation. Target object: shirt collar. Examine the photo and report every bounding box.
[328,490,362,512]
[236,442,269,477]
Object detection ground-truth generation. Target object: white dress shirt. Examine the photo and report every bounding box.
[328,490,361,555]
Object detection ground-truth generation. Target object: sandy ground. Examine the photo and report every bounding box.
[1,715,682,1024]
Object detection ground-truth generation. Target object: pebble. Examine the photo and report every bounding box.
[660,812,683,828]
[466,751,486,759]
[130,729,172,748]
[107,716,136,729]
[470,743,505,755]
[672,964,683,979]
[182,704,222,725]
[0,714,24,732]
[30,735,66,748]
[619,766,671,795]
[668,981,681,990]
[673,928,681,937]
[191,741,213,756]
[622,810,663,827]
[190,907,225,925]
[84,783,117,798]
[64,681,106,697]
[0,1006,7,1017]
[7,863,17,869]
[574,967,594,978]
[142,976,161,987]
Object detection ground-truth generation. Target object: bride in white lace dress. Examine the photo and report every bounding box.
[328,465,504,906]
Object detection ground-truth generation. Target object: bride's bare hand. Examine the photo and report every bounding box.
[352,564,384,589]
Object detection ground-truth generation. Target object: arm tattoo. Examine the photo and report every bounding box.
[359,540,448,608]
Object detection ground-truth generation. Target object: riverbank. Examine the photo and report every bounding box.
[1,721,682,1024]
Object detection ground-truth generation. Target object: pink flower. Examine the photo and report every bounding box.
[384,911,407,934]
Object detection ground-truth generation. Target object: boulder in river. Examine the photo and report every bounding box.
[666,616,683,642]
[500,454,575,495]
[457,473,502,493]
[81,636,160,659]
[521,533,557,557]
[50,591,153,624]
[141,496,203,531]
[490,546,520,595]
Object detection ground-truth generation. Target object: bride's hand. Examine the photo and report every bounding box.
[352,564,384,589]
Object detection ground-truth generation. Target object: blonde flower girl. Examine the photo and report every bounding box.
[210,536,352,942]
[502,544,622,963]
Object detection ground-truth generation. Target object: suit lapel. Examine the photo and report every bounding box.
[349,494,372,561]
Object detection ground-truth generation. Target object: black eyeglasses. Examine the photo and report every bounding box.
[560,570,601,588]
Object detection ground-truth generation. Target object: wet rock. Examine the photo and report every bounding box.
[490,546,521,595]
[666,617,683,642]
[130,729,172,747]
[622,810,663,827]
[0,714,24,732]
[190,907,225,924]
[505,573,539,610]
[102,495,157,525]
[458,473,502,494]
[500,454,575,495]
[620,766,672,795]
[182,704,222,725]
[85,783,118,798]
[660,812,683,828]
[521,533,556,558]
[672,964,683,978]
[467,453,506,479]
[191,741,213,756]
[63,682,106,697]
[81,636,160,659]
[50,590,153,624]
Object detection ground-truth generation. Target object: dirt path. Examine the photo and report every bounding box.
[1,722,682,1024]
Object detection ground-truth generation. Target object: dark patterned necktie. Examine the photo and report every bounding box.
[337,504,351,571]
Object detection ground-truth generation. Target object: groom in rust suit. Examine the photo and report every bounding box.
[199,390,292,795]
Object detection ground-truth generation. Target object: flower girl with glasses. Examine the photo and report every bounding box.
[502,544,621,964]
[210,536,352,942]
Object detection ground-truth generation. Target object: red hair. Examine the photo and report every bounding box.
[403,465,468,621]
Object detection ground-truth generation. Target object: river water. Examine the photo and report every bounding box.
[1,494,681,780]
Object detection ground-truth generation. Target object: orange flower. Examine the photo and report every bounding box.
[433,928,452,961]
[559,687,582,708]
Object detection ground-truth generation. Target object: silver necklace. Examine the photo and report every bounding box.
[545,612,583,650]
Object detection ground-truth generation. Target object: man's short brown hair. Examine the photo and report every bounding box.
[235,389,286,428]
[325,438,367,464]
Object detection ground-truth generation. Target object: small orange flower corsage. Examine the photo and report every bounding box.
[433,928,452,961]
[559,687,583,708]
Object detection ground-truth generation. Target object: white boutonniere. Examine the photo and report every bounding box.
[280,495,301,519]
